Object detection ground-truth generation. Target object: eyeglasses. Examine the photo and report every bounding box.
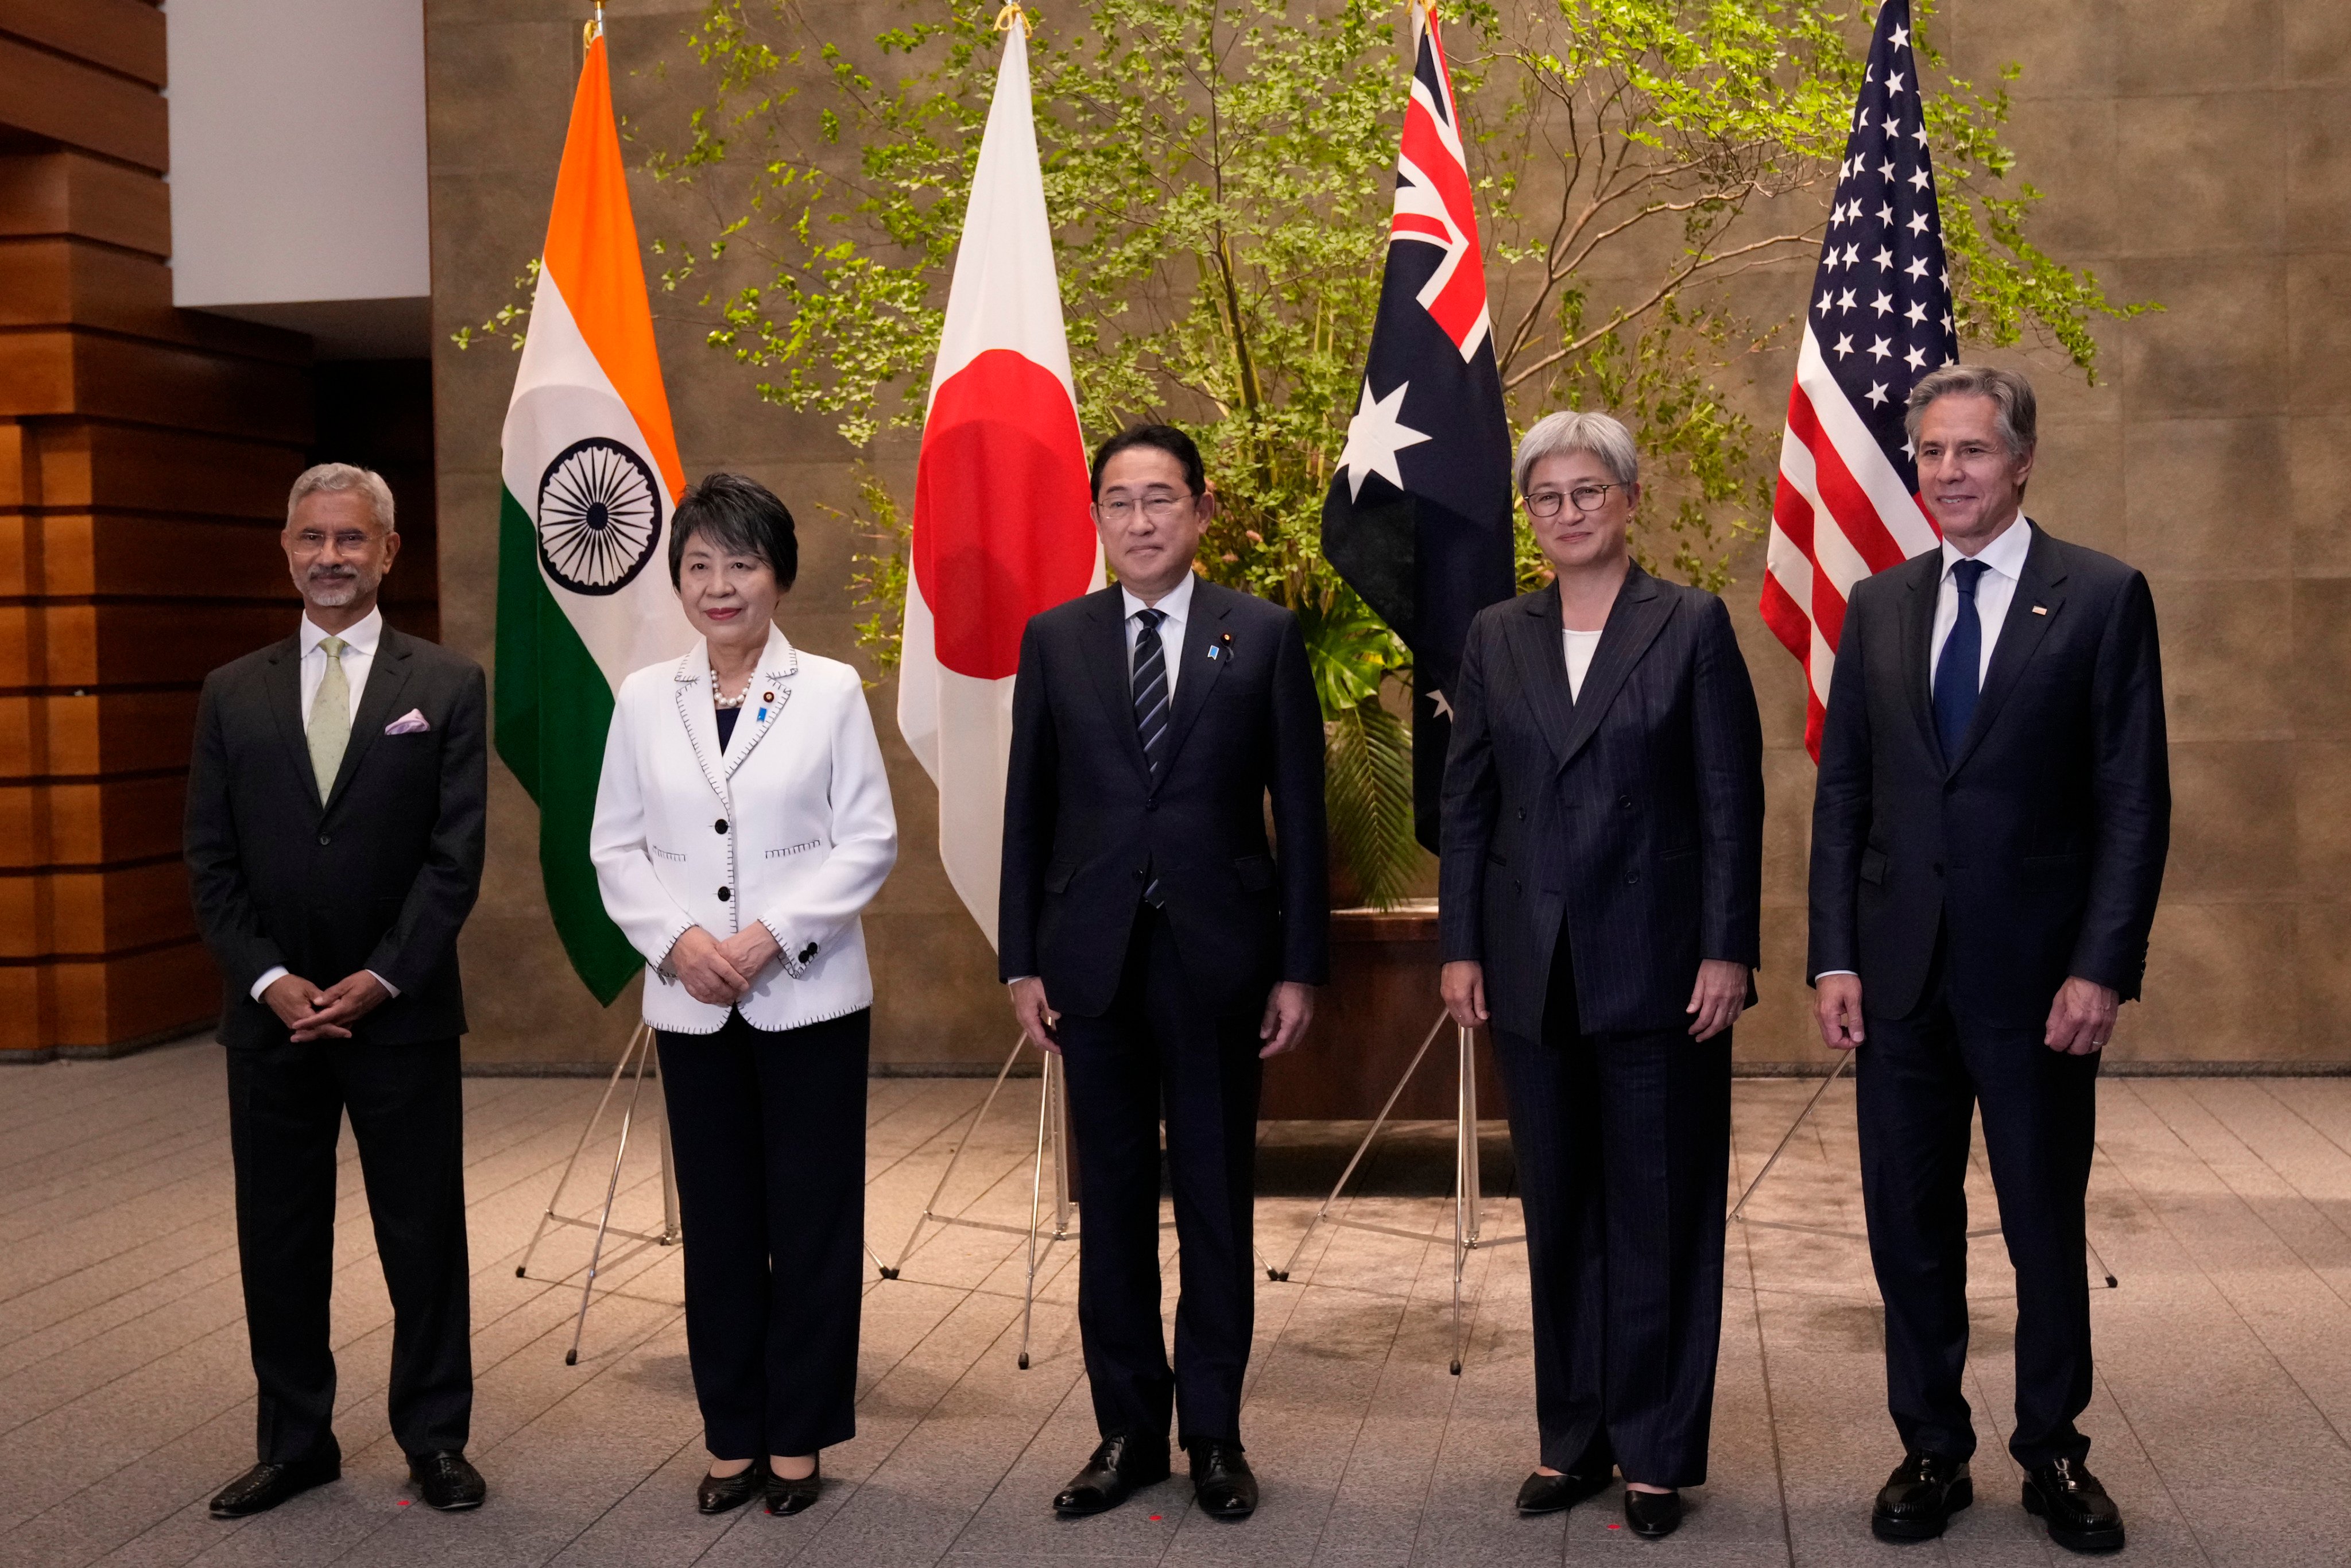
[1525,483,1627,519]
[1094,492,1193,524]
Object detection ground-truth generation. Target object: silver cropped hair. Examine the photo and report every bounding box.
[1903,364,2038,458]
[1513,409,1640,494]
[286,462,397,532]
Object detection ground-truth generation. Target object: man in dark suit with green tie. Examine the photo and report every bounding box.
[184,464,489,1518]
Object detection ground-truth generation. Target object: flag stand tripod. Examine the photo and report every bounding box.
[878,1034,1076,1371]
[516,1021,682,1365]
[1269,1011,1521,1375]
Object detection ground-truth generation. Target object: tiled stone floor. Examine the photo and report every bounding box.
[5,1040,2351,1565]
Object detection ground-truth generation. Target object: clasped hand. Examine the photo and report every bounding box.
[669,924,782,1006]
[262,970,389,1043]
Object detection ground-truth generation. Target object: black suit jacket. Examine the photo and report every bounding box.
[1439,567,1765,1040]
[185,625,489,1047]
[1807,521,2170,1026]
[999,578,1329,1020]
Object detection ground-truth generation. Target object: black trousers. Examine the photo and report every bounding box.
[1056,905,1262,1449]
[1857,954,2100,1469]
[657,1008,868,1459]
[224,1036,472,1465]
[1490,938,1730,1486]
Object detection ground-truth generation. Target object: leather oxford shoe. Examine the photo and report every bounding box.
[1187,1440,1258,1520]
[408,1451,486,1512]
[1624,1488,1683,1539]
[2022,1457,2124,1554]
[1053,1434,1170,1517]
[697,1459,766,1515]
[1516,1439,1615,1516]
[209,1452,340,1519]
[764,1457,822,1517]
[1872,1452,1972,1542]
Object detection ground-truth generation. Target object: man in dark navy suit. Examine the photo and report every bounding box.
[1808,366,2168,1554]
[185,464,489,1519]
[1000,424,1327,1522]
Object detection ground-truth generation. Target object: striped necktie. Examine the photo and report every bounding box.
[309,635,351,799]
[1133,608,1170,776]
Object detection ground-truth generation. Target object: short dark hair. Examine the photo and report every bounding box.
[1089,423,1206,500]
[668,472,799,590]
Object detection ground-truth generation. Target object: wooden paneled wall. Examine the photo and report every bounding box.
[0,0,313,1055]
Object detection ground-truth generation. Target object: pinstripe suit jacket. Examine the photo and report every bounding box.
[1439,568,1764,1040]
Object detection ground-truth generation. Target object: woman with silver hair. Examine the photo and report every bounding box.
[1438,410,1764,1538]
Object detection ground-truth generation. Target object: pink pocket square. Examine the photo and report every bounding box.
[384,709,430,735]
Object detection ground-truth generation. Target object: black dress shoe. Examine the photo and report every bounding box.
[764,1457,822,1516]
[1187,1440,1258,1520]
[1515,1441,1614,1515]
[697,1460,766,1515]
[209,1453,340,1519]
[2022,1457,2124,1554]
[407,1451,486,1512]
[1054,1434,1171,1517]
[1624,1488,1683,1539]
[1872,1452,1972,1542]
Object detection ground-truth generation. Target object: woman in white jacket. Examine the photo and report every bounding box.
[590,474,896,1517]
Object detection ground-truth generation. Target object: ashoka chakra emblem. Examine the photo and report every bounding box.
[537,436,663,596]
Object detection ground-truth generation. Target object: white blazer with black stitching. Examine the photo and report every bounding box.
[590,626,898,1034]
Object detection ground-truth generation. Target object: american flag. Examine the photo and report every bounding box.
[1760,0,1957,759]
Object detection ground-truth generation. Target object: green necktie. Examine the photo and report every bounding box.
[309,635,350,798]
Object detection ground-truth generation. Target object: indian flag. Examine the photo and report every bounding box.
[495,20,694,1002]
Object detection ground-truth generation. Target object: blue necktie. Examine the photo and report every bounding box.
[1932,558,1989,761]
[1133,608,1169,905]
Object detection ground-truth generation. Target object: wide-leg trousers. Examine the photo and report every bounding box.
[656,1007,869,1459]
[1856,956,2100,1470]
[226,1036,473,1465]
[1055,906,1264,1450]
[1490,944,1731,1486]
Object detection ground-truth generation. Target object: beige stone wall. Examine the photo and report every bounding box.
[429,0,2351,1070]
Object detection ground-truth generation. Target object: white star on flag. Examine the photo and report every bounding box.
[1337,377,1433,502]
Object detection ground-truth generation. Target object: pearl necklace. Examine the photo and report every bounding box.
[711,667,750,709]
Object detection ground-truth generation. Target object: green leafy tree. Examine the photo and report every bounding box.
[625,0,2147,904]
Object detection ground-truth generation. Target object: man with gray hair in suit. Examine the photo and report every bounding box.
[185,464,490,1519]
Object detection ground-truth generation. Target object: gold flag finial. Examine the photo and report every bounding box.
[584,3,603,49]
[994,3,1032,36]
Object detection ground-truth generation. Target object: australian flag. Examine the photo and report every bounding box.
[1322,3,1515,851]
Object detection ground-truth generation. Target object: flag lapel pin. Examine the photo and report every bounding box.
[2031,604,2049,616]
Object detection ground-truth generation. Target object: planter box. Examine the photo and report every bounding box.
[1261,901,1509,1121]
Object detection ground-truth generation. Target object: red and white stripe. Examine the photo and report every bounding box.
[1759,324,1941,758]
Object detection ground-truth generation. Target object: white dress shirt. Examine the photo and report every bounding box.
[1121,571,1197,702]
[1818,517,2034,982]
[1927,516,2031,699]
[251,606,395,1003]
[1562,627,1604,702]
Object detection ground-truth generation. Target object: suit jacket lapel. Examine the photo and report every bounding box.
[260,634,317,811]
[720,626,799,780]
[1154,580,1229,776]
[1550,566,1672,771]
[1502,582,1578,768]
[1949,522,2067,774]
[323,631,415,812]
[1899,551,1944,767]
[1082,586,1153,787]
[672,642,733,807]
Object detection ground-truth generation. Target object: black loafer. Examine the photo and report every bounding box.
[764,1457,822,1517]
[2023,1458,2124,1554]
[1053,1434,1170,1517]
[209,1452,340,1519]
[1624,1488,1683,1539]
[1872,1451,1972,1541]
[1516,1440,1614,1515]
[1187,1439,1258,1520]
[698,1459,766,1515]
[408,1451,486,1512]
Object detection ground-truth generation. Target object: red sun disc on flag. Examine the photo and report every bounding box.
[912,348,1097,681]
